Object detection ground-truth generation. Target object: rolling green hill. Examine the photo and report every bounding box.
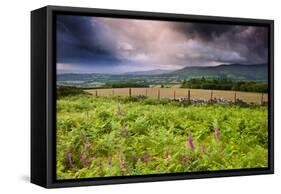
[170,64,267,81]
[57,64,268,88]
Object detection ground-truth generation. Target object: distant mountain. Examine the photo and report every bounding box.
[123,69,173,75]
[170,63,268,81]
[57,63,268,88]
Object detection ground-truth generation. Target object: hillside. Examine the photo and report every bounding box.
[57,63,268,88]
[170,64,267,81]
[123,69,173,75]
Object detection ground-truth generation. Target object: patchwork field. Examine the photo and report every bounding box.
[85,88,268,104]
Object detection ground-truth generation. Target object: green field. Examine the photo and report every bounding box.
[56,94,268,179]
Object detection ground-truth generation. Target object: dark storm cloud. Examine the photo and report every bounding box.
[176,23,234,41]
[174,22,268,64]
[57,15,124,67]
[57,15,268,74]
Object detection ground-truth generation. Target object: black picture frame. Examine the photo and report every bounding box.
[31,5,274,188]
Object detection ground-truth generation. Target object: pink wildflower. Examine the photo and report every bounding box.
[201,144,205,153]
[215,128,220,141]
[188,133,194,151]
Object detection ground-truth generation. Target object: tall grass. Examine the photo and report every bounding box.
[56,95,268,179]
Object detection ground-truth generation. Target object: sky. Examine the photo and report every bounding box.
[56,15,268,74]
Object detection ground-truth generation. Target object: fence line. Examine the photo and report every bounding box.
[85,88,268,104]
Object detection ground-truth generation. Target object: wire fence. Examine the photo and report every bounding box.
[85,88,268,104]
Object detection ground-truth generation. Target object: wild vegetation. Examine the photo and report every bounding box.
[57,86,90,98]
[56,93,268,179]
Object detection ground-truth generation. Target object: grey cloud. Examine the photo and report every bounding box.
[57,15,269,74]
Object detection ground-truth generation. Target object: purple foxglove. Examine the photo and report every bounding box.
[80,153,88,167]
[85,141,91,149]
[107,157,112,166]
[140,155,150,162]
[201,144,205,153]
[215,128,220,141]
[131,155,137,163]
[188,134,194,151]
[66,146,73,167]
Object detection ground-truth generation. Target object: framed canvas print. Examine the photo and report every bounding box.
[31,5,274,188]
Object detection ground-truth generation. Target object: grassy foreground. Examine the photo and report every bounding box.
[56,95,268,179]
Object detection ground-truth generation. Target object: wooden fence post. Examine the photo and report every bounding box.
[95,90,98,97]
[174,90,176,100]
[129,88,132,98]
[112,89,114,96]
[261,93,264,105]
[158,89,160,100]
[210,90,213,100]
[187,89,190,103]
[145,88,148,97]
[234,92,237,104]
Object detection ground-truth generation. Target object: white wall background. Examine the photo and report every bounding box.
[0,0,279,193]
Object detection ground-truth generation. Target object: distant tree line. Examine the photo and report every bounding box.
[181,77,268,93]
[105,82,149,88]
[57,86,90,98]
